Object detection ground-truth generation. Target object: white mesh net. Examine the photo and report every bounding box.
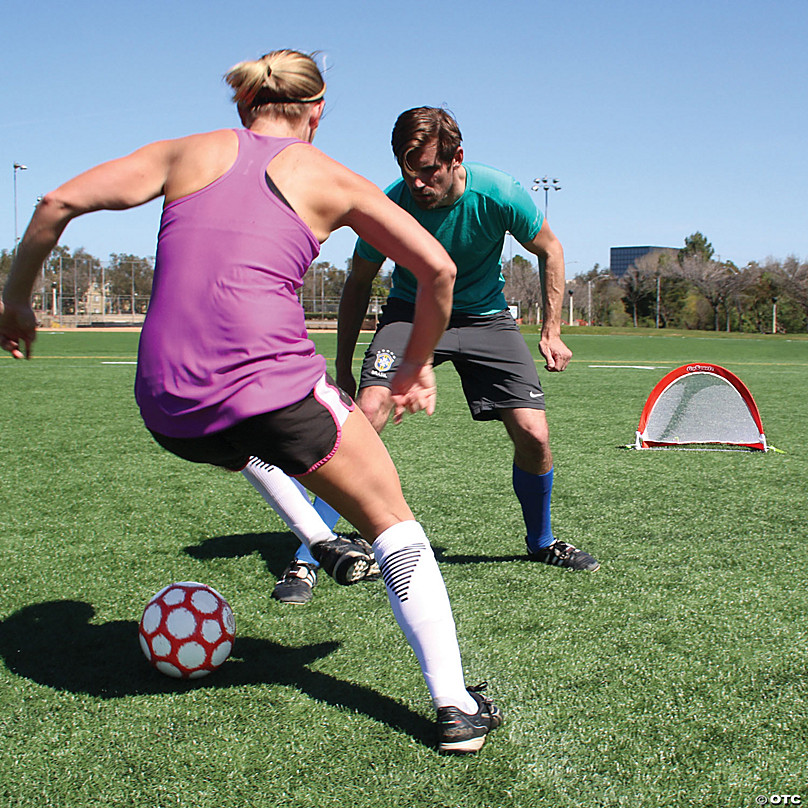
[640,372,764,448]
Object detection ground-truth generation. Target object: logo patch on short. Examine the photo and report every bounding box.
[373,349,397,375]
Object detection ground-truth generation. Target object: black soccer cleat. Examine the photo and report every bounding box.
[437,683,503,755]
[527,538,600,571]
[272,561,318,604]
[341,532,381,580]
[310,534,374,586]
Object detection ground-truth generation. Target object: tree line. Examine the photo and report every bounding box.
[2,232,805,332]
[0,248,391,321]
[503,232,808,333]
[0,247,154,316]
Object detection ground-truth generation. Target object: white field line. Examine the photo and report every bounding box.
[588,365,670,370]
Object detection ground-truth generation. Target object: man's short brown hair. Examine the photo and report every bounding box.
[391,107,463,172]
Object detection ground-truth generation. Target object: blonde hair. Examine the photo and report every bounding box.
[225,49,325,121]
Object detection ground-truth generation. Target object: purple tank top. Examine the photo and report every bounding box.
[135,129,325,437]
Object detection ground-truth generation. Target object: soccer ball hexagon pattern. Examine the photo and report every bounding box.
[139,582,235,679]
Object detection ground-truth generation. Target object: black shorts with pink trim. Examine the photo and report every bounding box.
[148,374,355,477]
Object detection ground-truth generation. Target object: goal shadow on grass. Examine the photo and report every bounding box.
[0,599,434,747]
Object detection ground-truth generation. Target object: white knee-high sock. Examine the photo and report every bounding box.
[373,521,477,713]
[241,458,334,551]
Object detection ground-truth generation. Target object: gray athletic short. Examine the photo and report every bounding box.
[359,297,545,420]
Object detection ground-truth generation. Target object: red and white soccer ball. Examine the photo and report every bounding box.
[139,582,235,679]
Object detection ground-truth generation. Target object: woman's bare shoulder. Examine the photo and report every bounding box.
[162,129,240,202]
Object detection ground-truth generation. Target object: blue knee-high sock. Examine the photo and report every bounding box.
[294,542,319,565]
[513,465,554,551]
[294,497,342,565]
[313,497,341,531]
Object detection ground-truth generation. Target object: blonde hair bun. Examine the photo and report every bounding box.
[225,49,325,110]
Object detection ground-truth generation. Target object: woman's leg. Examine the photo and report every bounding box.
[242,457,335,549]
[299,408,414,540]
[302,409,477,713]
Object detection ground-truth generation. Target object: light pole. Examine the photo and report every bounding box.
[13,162,27,252]
[35,197,48,317]
[130,262,136,323]
[58,253,63,325]
[655,274,661,329]
[568,288,574,326]
[531,176,561,219]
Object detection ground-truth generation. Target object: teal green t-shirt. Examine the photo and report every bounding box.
[355,163,543,315]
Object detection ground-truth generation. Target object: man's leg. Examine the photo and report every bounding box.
[445,311,598,572]
[501,408,599,571]
[355,384,396,433]
[501,408,554,547]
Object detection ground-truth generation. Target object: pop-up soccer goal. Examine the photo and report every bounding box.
[634,363,769,451]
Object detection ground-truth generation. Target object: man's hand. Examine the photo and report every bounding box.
[0,299,37,359]
[539,334,572,372]
[390,360,437,424]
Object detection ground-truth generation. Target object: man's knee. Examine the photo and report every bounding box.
[503,409,551,453]
[356,385,394,432]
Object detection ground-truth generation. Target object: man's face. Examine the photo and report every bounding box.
[400,141,463,210]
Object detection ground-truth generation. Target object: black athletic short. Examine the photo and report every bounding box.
[359,297,545,420]
[148,374,354,477]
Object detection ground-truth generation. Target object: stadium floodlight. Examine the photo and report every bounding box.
[531,175,561,219]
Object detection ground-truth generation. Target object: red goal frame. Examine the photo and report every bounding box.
[635,363,767,451]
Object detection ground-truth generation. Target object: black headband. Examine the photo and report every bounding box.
[254,96,324,105]
[252,87,325,107]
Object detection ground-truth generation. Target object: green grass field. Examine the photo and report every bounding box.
[1,328,806,808]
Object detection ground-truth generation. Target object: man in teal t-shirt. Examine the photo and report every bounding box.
[355,160,542,316]
[265,107,600,604]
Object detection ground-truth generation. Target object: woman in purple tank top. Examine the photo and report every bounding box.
[1,49,502,754]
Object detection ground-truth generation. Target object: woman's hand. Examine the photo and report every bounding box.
[390,359,436,424]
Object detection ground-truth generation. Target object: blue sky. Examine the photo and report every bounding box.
[2,0,806,277]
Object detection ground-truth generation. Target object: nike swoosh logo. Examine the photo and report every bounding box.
[529,391,543,398]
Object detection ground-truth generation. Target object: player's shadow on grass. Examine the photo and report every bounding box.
[432,546,526,565]
[0,600,434,747]
[187,533,527,570]
[184,531,302,579]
